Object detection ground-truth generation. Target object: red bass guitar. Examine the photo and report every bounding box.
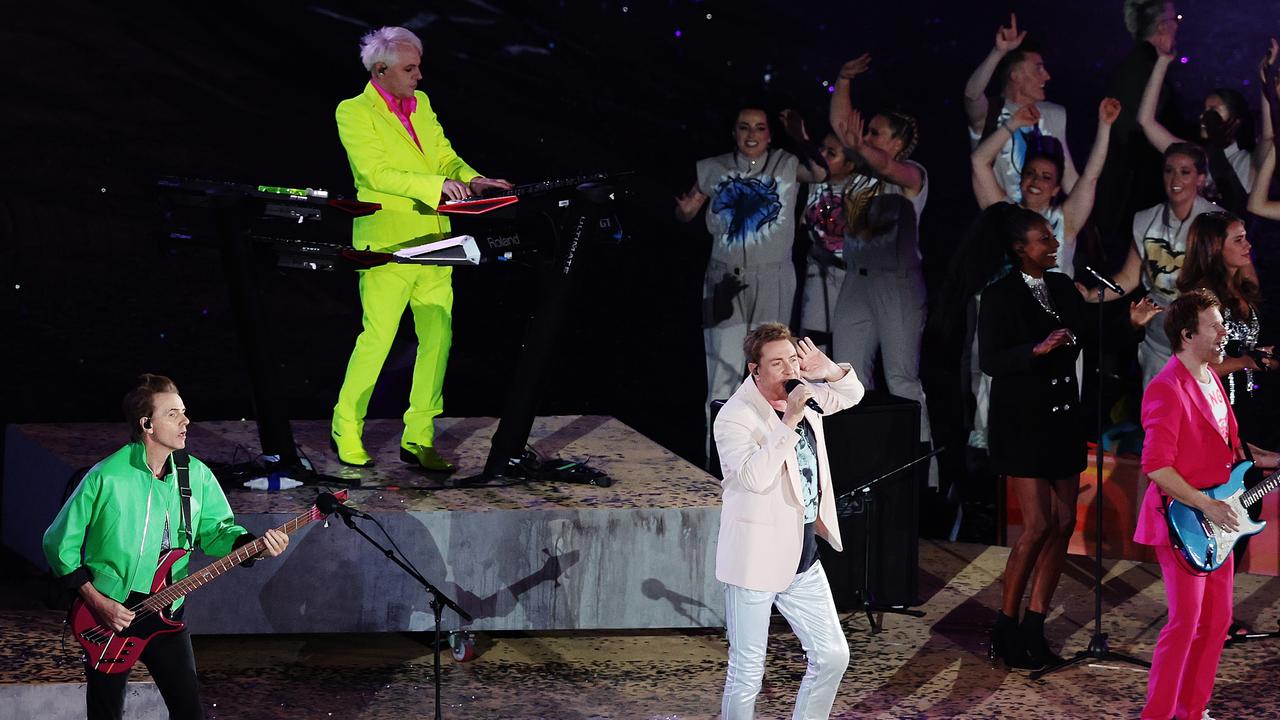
[70,490,346,673]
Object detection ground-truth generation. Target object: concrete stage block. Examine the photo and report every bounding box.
[4,416,726,633]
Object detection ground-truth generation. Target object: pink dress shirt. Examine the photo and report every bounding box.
[371,79,421,151]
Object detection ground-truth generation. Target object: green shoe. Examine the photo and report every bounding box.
[400,443,454,472]
[330,432,373,467]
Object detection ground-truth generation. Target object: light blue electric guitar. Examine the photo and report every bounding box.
[1166,461,1280,572]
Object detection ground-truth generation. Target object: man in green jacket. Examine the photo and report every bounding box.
[330,25,511,471]
[43,374,288,720]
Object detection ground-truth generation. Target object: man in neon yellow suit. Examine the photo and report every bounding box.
[332,26,510,471]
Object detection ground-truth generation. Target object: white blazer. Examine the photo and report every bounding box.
[713,366,865,592]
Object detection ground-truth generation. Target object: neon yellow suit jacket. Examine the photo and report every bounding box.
[336,82,481,252]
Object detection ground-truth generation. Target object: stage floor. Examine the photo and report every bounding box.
[4,416,724,634]
[9,540,1280,719]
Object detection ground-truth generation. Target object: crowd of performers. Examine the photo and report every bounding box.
[691,2,1280,718]
[37,4,1280,719]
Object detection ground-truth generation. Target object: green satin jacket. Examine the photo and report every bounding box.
[42,443,249,608]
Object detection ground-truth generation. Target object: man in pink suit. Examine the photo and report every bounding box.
[1135,289,1243,720]
[713,322,865,719]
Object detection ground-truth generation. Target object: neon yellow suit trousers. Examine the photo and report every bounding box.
[333,82,479,447]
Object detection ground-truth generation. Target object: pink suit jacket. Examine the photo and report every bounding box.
[1134,356,1240,546]
[713,367,865,592]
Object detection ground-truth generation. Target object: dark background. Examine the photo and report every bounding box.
[6,1,1279,504]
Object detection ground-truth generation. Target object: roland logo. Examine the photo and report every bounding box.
[486,233,521,249]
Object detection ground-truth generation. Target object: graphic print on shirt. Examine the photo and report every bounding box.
[795,425,819,523]
[1143,236,1185,298]
[1201,379,1230,443]
[711,175,784,246]
[805,186,847,253]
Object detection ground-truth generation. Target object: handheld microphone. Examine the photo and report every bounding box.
[316,492,368,520]
[783,379,824,415]
[1225,339,1274,365]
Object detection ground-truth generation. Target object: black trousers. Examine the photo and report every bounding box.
[85,620,204,720]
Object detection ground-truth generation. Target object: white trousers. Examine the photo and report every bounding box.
[832,267,930,440]
[704,260,796,410]
[721,561,849,720]
[833,266,938,486]
[800,256,846,339]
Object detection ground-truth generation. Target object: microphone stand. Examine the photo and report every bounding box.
[835,445,947,500]
[333,510,473,719]
[1032,268,1149,679]
[833,446,945,632]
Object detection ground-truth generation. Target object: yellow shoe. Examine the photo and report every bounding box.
[330,430,373,467]
[400,442,454,472]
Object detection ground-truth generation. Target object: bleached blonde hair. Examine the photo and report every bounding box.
[359,26,423,73]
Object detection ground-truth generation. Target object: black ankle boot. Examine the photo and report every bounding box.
[1019,610,1062,667]
[990,612,1039,669]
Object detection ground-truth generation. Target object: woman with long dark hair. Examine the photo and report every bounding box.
[979,203,1160,668]
[1178,211,1273,409]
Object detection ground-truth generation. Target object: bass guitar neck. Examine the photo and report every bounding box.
[71,490,347,674]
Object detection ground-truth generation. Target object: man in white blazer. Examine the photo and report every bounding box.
[713,322,865,719]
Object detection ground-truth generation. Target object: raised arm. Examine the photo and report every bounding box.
[1062,98,1121,238]
[779,108,829,184]
[1260,91,1275,170]
[839,110,923,194]
[964,14,1027,135]
[1204,115,1249,216]
[1247,144,1280,219]
[1253,40,1280,172]
[1137,51,1184,153]
[1248,47,1280,221]
[795,337,865,413]
[1059,125,1081,193]
[829,54,870,134]
[1263,40,1280,148]
[971,104,1040,208]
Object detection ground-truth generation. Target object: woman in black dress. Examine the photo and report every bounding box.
[978,203,1160,667]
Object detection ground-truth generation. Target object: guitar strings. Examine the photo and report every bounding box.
[77,502,332,646]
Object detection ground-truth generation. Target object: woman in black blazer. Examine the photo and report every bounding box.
[978,203,1159,668]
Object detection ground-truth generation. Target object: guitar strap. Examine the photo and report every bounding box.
[172,450,195,550]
